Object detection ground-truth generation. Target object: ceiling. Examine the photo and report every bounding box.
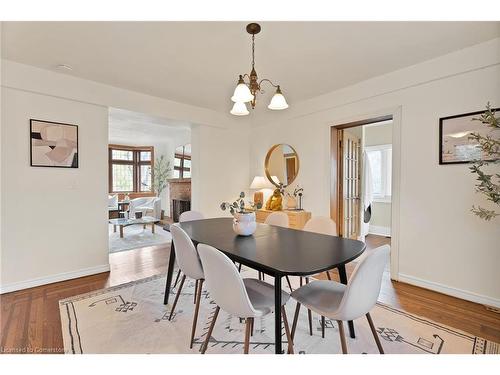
[2,22,499,113]
[108,108,191,145]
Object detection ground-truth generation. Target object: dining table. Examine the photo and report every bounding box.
[163,217,366,354]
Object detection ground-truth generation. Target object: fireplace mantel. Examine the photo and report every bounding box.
[168,179,191,219]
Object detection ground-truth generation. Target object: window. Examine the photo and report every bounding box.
[366,144,392,201]
[173,144,191,179]
[109,145,154,193]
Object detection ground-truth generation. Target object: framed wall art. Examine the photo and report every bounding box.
[439,108,499,165]
[30,119,79,168]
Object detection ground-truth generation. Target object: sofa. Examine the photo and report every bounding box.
[129,197,162,220]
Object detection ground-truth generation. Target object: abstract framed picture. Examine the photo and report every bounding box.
[439,108,499,165]
[30,119,79,168]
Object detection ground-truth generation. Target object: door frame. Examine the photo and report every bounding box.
[330,107,402,281]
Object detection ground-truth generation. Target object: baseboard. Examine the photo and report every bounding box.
[0,264,111,294]
[369,225,391,237]
[398,273,500,309]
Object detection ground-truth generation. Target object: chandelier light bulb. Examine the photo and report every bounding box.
[230,101,249,116]
[231,75,254,103]
[268,86,289,110]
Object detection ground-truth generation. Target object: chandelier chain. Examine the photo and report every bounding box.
[251,34,255,69]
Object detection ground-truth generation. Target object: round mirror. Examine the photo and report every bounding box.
[264,144,300,187]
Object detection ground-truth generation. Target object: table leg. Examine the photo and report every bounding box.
[163,241,176,305]
[152,223,155,234]
[338,264,355,338]
[274,274,283,354]
[113,224,116,233]
[119,225,124,238]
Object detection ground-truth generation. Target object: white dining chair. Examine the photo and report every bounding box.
[179,210,205,222]
[263,212,292,290]
[301,216,338,337]
[290,245,389,354]
[197,244,294,354]
[264,211,289,227]
[173,211,205,289]
[169,224,205,349]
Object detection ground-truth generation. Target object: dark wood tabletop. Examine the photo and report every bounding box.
[177,218,365,276]
[163,217,366,354]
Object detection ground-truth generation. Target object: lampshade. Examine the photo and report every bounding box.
[230,101,249,116]
[250,176,274,189]
[268,86,288,110]
[231,76,254,103]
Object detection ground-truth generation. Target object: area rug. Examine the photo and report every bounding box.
[108,224,171,253]
[59,270,499,354]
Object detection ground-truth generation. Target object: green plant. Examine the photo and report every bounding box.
[151,155,172,197]
[469,103,499,221]
[220,192,262,216]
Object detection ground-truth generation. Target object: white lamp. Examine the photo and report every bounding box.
[268,86,289,110]
[250,176,275,207]
[231,75,254,103]
[230,101,249,116]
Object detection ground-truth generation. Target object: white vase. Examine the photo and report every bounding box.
[233,212,257,236]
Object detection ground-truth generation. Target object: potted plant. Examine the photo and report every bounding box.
[469,103,499,221]
[221,192,262,236]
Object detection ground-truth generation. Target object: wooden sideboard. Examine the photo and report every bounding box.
[255,209,311,230]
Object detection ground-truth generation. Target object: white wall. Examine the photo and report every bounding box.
[250,38,500,307]
[191,124,250,218]
[1,60,249,292]
[1,87,110,292]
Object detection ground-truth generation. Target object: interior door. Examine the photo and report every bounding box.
[340,129,361,239]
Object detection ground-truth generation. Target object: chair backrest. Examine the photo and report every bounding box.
[197,244,257,318]
[336,245,390,321]
[179,210,205,222]
[303,216,337,236]
[170,224,204,280]
[264,211,289,227]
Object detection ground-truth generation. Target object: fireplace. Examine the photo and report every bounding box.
[168,178,191,222]
[172,199,191,222]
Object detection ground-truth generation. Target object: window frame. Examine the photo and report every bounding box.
[365,144,392,202]
[173,145,191,179]
[108,145,154,193]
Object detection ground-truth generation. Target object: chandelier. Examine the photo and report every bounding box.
[230,23,289,116]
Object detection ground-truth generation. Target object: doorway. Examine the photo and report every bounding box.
[330,115,393,243]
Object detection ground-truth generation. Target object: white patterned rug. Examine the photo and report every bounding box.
[59,269,499,354]
[108,224,171,253]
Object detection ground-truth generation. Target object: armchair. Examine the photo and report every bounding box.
[108,194,118,210]
[129,197,162,220]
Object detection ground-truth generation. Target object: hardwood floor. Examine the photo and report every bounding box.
[1,234,498,354]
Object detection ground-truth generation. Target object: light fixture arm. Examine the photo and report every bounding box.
[230,23,288,114]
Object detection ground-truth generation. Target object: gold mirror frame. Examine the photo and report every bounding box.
[264,144,300,188]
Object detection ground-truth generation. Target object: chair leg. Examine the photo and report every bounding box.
[326,271,332,280]
[238,263,242,272]
[285,276,293,292]
[244,317,253,354]
[291,302,301,340]
[337,320,348,354]
[305,277,312,336]
[307,309,313,336]
[366,312,384,354]
[168,275,186,320]
[194,280,198,304]
[321,316,325,338]
[190,279,204,349]
[201,305,220,354]
[173,269,181,288]
[300,277,303,287]
[281,306,294,354]
[250,317,254,336]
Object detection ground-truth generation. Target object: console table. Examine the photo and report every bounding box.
[255,209,311,229]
